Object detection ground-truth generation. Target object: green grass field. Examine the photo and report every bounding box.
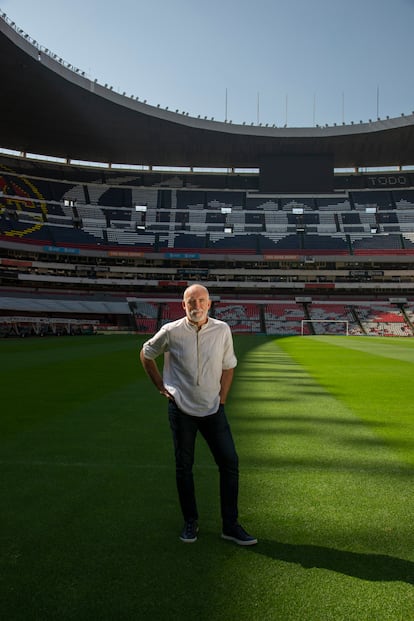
[1,334,414,621]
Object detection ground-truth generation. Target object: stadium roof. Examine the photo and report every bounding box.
[2,14,414,170]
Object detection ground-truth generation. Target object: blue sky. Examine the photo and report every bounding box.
[2,0,414,127]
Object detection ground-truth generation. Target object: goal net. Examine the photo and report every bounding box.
[301,319,349,336]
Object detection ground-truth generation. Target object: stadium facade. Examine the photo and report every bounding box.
[1,12,414,338]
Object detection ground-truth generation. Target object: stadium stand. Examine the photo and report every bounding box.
[3,175,414,253]
[1,12,414,337]
[405,303,414,326]
[131,300,159,333]
[214,302,261,333]
[264,303,306,335]
[352,303,412,336]
[306,303,363,335]
[161,301,185,324]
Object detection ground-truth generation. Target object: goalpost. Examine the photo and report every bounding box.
[301,319,349,336]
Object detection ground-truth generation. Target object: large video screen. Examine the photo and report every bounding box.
[260,154,334,193]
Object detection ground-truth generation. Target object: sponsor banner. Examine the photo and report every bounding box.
[177,269,209,276]
[43,245,80,254]
[164,253,200,259]
[350,270,384,277]
[108,251,145,257]
[263,254,300,260]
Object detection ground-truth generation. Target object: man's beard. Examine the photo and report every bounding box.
[189,309,207,323]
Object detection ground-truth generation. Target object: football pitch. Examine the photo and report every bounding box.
[1,334,414,621]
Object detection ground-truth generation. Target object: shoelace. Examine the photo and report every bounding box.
[185,522,196,536]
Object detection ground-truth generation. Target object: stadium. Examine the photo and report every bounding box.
[1,10,414,621]
[2,12,414,338]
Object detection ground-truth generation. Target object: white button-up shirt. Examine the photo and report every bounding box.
[142,316,237,416]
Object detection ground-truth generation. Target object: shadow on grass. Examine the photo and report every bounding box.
[254,539,414,584]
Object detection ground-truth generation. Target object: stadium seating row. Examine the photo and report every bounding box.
[3,173,414,252]
[3,214,414,253]
[2,172,414,211]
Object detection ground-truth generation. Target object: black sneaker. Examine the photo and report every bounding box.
[179,520,199,543]
[221,523,257,546]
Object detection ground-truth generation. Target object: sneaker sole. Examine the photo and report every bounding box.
[179,528,199,543]
[179,536,198,543]
[221,533,258,546]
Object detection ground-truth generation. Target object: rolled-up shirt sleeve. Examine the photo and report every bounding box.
[142,327,169,360]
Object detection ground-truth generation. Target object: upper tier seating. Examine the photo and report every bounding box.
[316,197,351,211]
[402,233,414,248]
[302,234,348,251]
[393,190,414,209]
[97,187,133,208]
[48,223,107,246]
[246,197,279,211]
[0,215,53,242]
[280,197,315,211]
[209,233,258,251]
[3,170,414,255]
[260,233,301,250]
[397,211,414,231]
[106,229,155,246]
[352,191,394,211]
[0,172,75,202]
[351,234,403,251]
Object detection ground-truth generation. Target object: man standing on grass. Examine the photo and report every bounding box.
[140,283,257,546]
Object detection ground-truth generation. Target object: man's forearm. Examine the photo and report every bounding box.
[220,368,234,404]
[140,349,164,392]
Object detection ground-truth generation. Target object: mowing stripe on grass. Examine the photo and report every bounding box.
[275,335,414,466]
[231,337,411,471]
[213,337,414,621]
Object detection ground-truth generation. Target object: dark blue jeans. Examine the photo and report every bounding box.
[168,400,239,528]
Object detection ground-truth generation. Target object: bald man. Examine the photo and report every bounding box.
[140,284,257,546]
